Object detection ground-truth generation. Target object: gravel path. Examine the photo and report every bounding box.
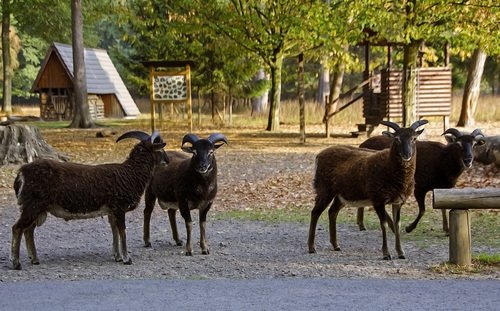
[1,147,498,282]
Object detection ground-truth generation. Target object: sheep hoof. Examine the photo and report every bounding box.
[12,260,21,270]
[405,225,415,233]
[308,248,316,254]
[383,255,392,260]
[334,247,341,251]
[144,242,152,248]
[358,226,366,231]
[31,259,40,265]
[175,241,183,246]
[185,251,193,256]
[114,255,123,262]
[398,255,406,259]
[123,258,132,265]
[202,250,210,255]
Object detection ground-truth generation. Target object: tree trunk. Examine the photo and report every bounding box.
[298,53,306,143]
[0,124,69,165]
[324,60,345,138]
[251,68,268,115]
[266,54,283,131]
[1,0,12,115]
[457,48,487,127]
[402,40,420,127]
[69,0,93,128]
[316,62,330,104]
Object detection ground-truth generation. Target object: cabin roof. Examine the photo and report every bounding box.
[32,42,140,117]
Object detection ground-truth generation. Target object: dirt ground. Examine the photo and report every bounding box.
[0,121,498,282]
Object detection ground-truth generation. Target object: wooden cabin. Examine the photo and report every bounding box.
[31,43,140,121]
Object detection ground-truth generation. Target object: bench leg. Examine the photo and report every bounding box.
[449,209,471,266]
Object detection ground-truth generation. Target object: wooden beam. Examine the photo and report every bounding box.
[433,188,500,210]
[433,187,499,266]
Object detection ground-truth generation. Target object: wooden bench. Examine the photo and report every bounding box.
[433,188,500,266]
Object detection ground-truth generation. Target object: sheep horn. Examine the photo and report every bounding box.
[442,128,462,138]
[116,130,151,143]
[207,133,228,145]
[379,120,400,131]
[409,119,428,130]
[182,133,200,146]
[471,128,484,138]
[150,131,163,144]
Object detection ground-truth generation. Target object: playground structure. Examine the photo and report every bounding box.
[327,43,452,137]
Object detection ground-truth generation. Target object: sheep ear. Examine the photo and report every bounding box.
[382,131,394,137]
[416,129,424,136]
[181,143,194,154]
[444,135,456,144]
[476,138,486,146]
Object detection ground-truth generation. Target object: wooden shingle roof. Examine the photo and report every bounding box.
[32,42,140,117]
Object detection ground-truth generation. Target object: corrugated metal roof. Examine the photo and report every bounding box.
[53,42,140,117]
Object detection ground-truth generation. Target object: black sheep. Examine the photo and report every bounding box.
[10,131,167,269]
[308,120,427,260]
[143,133,227,256]
[357,128,485,234]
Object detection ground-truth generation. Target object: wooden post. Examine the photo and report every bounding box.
[449,209,471,266]
[149,66,155,132]
[433,188,500,266]
[186,64,193,132]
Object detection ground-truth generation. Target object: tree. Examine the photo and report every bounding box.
[361,0,479,126]
[69,0,93,128]
[457,48,487,127]
[1,0,12,114]
[453,1,500,126]
[199,0,325,131]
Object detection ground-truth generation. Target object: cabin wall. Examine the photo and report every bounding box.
[102,94,125,118]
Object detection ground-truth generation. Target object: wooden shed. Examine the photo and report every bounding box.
[31,43,140,121]
[362,44,452,130]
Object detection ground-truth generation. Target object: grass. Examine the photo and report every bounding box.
[213,205,500,255]
[10,92,500,130]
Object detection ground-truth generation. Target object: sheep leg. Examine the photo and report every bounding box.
[405,190,426,233]
[24,223,40,265]
[11,211,38,270]
[179,204,193,256]
[374,205,391,260]
[357,207,395,233]
[441,210,449,235]
[199,203,212,255]
[143,190,156,247]
[328,197,343,251]
[11,224,24,270]
[108,215,122,262]
[115,213,131,265]
[307,193,333,253]
[392,204,405,259]
[356,208,366,231]
[168,209,183,246]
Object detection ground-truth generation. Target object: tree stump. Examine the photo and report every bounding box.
[0,124,69,165]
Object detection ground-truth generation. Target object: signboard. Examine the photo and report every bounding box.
[143,61,194,132]
[153,75,187,101]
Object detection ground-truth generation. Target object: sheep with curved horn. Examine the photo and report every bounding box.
[144,132,227,256]
[10,130,168,269]
[308,120,427,260]
[357,128,485,234]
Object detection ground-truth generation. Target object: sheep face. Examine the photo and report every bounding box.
[181,133,228,174]
[380,120,427,162]
[118,130,169,167]
[443,128,485,168]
